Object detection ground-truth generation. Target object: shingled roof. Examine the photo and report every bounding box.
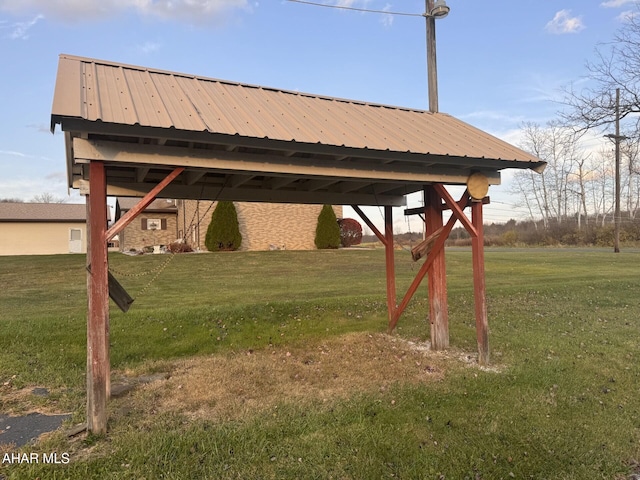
[0,203,87,222]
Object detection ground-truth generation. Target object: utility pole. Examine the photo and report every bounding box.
[605,88,627,253]
[426,0,438,113]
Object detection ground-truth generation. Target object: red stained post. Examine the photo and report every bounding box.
[471,199,489,365]
[425,185,449,350]
[86,161,109,434]
[384,206,397,326]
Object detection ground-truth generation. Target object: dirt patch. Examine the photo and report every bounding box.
[132,332,483,422]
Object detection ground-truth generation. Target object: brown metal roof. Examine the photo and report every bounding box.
[0,202,87,222]
[51,54,545,206]
[52,54,541,164]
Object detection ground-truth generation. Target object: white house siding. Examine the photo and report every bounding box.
[0,222,87,256]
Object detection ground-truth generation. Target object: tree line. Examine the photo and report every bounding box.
[508,3,640,247]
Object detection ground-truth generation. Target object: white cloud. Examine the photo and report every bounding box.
[333,0,371,7]
[616,9,637,22]
[380,3,392,28]
[0,0,250,24]
[0,149,28,157]
[600,0,636,7]
[0,13,43,39]
[137,40,161,54]
[545,9,585,34]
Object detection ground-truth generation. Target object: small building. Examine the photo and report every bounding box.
[115,197,342,252]
[115,198,179,252]
[0,202,88,255]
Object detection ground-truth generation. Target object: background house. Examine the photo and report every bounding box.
[115,198,179,253]
[0,202,90,255]
[116,198,342,252]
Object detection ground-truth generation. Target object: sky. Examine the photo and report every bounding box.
[0,0,636,231]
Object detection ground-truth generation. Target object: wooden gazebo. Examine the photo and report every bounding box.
[51,54,545,434]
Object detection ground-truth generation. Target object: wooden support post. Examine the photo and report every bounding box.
[471,199,489,365]
[86,161,109,434]
[384,206,397,326]
[425,185,449,350]
[351,205,396,326]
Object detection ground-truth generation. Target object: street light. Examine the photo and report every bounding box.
[424,0,450,112]
[429,0,450,19]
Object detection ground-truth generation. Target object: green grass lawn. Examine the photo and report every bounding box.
[1,248,639,479]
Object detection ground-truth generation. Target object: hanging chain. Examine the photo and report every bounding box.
[107,177,230,302]
[108,252,176,277]
[135,252,178,298]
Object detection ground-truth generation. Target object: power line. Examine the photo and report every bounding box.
[286,0,423,18]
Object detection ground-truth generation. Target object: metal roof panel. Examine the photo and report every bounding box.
[51,54,544,169]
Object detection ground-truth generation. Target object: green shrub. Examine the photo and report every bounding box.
[315,205,340,249]
[205,201,242,251]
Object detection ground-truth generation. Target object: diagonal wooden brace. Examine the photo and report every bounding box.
[434,185,477,238]
[105,167,184,242]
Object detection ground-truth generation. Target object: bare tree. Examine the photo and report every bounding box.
[510,169,545,228]
[570,151,592,228]
[621,134,640,218]
[588,148,616,227]
[0,198,24,203]
[561,4,640,133]
[515,121,581,226]
[31,193,67,203]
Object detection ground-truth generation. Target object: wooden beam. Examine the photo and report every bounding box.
[62,118,539,174]
[404,196,489,216]
[411,226,443,262]
[105,167,184,242]
[87,160,109,434]
[265,176,297,190]
[384,206,397,325]
[425,185,449,350]
[73,138,485,185]
[135,167,150,182]
[434,184,477,238]
[339,181,370,193]
[104,182,407,207]
[472,200,489,365]
[229,174,255,188]
[388,210,457,332]
[185,170,206,186]
[300,178,340,191]
[351,205,386,245]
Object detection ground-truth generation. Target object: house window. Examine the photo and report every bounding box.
[70,229,82,241]
[142,218,167,230]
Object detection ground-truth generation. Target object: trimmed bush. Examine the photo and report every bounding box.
[205,201,242,251]
[167,242,194,254]
[338,218,363,247]
[314,205,340,249]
